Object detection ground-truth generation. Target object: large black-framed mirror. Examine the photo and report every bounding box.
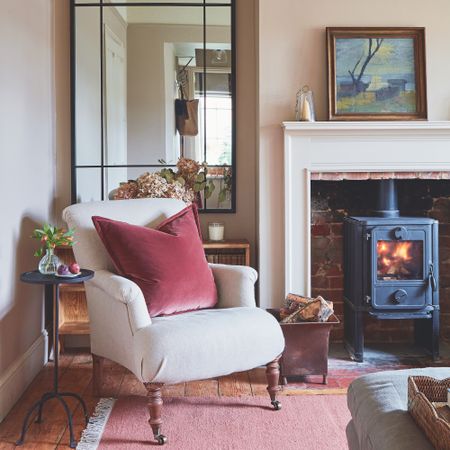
[71,0,236,212]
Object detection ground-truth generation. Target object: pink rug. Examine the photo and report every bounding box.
[96,395,350,450]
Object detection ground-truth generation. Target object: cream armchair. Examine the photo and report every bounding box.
[63,198,285,445]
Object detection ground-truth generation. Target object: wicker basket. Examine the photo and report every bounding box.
[408,376,450,450]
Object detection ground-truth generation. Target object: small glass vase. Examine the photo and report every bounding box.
[38,248,60,275]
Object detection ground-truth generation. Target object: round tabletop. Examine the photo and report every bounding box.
[20,269,94,285]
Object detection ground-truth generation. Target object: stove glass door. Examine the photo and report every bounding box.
[377,240,423,281]
[371,226,430,310]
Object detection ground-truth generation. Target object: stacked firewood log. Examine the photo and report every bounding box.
[280,293,334,323]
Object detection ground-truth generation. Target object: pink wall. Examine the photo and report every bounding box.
[0,0,57,415]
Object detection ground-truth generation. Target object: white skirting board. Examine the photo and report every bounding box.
[0,330,48,423]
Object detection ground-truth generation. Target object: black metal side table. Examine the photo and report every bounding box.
[16,269,94,449]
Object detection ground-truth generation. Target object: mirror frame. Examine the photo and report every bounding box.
[70,0,236,213]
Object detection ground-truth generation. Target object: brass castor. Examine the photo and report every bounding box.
[271,400,282,411]
[156,435,168,445]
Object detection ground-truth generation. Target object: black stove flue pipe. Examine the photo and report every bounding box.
[373,179,400,218]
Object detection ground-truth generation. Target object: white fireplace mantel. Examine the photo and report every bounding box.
[283,120,450,298]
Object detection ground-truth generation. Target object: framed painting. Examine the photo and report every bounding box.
[327,27,427,120]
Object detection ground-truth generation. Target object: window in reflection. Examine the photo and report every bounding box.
[195,71,232,165]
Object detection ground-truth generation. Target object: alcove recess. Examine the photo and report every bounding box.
[310,172,450,342]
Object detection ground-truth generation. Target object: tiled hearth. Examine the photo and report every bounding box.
[283,342,450,393]
[311,177,450,343]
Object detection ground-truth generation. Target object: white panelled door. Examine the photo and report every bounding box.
[104,25,127,196]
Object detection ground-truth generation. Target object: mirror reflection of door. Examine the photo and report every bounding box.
[73,3,234,211]
[104,25,127,196]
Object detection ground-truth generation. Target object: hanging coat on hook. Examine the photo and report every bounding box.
[175,99,199,136]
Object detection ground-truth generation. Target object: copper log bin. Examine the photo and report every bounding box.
[267,309,340,385]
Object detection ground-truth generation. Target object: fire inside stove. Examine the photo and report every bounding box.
[377,240,423,280]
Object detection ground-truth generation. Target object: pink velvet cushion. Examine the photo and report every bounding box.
[92,205,218,317]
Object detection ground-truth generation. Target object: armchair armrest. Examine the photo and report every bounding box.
[210,264,258,308]
[88,269,151,333]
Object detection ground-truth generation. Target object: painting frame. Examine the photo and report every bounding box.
[327,27,427,121]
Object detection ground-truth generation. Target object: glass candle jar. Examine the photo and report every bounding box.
[208,222,225,241]
[295,85,315,122]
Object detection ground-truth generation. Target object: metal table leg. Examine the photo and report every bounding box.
[16,284,88,448]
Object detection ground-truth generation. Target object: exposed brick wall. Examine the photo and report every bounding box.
[311,180,450,343]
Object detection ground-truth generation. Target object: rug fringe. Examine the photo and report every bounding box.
[76,397,116,450]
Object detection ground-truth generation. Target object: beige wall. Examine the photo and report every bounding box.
[200,0,258,263]
[0,0,55,377]
[54,0,71,222]
[258,0,450,308]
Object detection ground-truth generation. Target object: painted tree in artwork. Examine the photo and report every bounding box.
[348,38,384,92]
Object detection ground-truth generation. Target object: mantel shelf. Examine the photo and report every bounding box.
[282,120,450,132]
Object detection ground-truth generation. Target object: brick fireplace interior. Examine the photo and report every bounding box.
[311,173,450,344]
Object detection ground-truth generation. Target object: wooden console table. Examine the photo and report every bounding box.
[55,239,250,351]
[203,239,250,266]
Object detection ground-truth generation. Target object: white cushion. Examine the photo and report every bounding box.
[136,307,285,384]
[210,264,258,308]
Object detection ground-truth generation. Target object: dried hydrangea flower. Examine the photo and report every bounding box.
[114,180,139,200]
[113,158,205,204]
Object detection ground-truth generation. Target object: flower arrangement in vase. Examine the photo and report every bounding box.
[32,224,75,274]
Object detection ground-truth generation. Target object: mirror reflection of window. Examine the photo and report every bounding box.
[194,70,232,166]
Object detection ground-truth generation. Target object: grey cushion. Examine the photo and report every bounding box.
[347,367,450,450]
[346,420,360,450]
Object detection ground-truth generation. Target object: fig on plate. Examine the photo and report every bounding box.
[57,264,70,275]
[69,263,80,274]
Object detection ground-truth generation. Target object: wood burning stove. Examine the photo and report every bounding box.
[344,180,439,362]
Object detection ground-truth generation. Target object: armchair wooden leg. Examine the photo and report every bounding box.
[92,354,105,397]
[144,383,167,445]
[266,356,282,410]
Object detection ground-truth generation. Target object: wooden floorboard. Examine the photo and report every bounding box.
[185,379,219,397]
[218,371,252,396]
[17,353,91,449]
[119,372,147,397]
[248,367,269,396]
[55,380,98,450]
[161,383,186,397]
[0,351,272,449]
[0,353,74,447]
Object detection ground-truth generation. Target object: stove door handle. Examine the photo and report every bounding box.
[428,263,437,292]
